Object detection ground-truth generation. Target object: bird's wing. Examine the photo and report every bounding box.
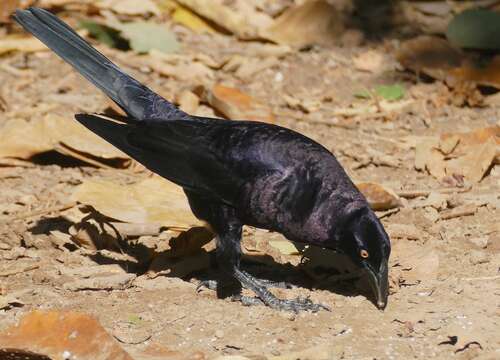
[75,114,245,204]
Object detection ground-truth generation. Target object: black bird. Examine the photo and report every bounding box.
[14,7,391,311]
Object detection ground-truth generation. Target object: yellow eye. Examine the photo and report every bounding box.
[360,249,369,258]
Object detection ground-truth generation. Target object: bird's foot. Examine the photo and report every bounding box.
[232,293,329,312]
[233,269,329,313]
[196,273,292,293]
[196,279,217,292]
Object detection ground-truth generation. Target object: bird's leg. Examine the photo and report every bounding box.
[212,214,328,312]
[196,271,292,292]
[233,268,329,312]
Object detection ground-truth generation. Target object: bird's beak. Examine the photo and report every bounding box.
[363,258,388,310]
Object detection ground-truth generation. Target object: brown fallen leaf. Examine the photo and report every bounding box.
[0,114,129,167]
[353,50,386,73]
[64,273,136,291]
[263,0,343,47]
[439,203,477,220]
[0,310,133,360]
[0,294,24,310]
[445,138,497,182]
[97,0,160,16]
[0,36,47,55]
[147,50,215,84]
[176,89,199,114]
[0,0,18,23]
[175,0,273,39]
[385,223,421,241]
[414,125,500,182]
[207,84,275,123]
[356,182,402,211]
[397,35,500,89]
[71,176,203,228]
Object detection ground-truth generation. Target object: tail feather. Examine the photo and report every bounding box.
[13,7,187,121]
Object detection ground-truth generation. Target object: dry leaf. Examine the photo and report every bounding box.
[397,35,500,89]
[0,310,133,360]
[263,0,343,47]
[439,203,477,220]
[207,84,275,123]
[175,0,273,39]
[176,90,199,114]
[385,223,421,241]
[353,50,386,73]
[415,125,500,182]
[147,50,214,84]
[171,5,215,33]
[97,0,160,16]
[445,138,497,182]
[0,36,47,55]
[356,182,402,211]
[0,294,23,310]
[64,273,136,291]
[268,238,300,256]
[71,176,203,228]
[0,114,129,167]
[0,0,18,23]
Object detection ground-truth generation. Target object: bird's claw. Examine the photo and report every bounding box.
[266,295,331,313]
[232,293,329,313]
[196,279,218,292]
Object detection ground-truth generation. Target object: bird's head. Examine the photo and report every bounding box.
[338,206,391,309]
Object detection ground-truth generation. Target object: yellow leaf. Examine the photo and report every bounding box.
[71,176,203,228]
[172,6,215,33]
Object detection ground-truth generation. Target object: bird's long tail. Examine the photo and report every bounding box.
[13,7,187,121]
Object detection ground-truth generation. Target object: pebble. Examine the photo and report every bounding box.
[215,330,224,338]
[468,237,488,249]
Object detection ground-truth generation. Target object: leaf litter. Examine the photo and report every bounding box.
[0,1,499,359]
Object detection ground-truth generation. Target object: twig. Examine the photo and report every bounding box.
[6,201,78,222]
[396,186,472,199]
[439,204,477,220]
[0,264,39,277]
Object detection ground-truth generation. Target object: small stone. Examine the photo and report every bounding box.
[215,330,224,338]
[468,237,488,249]
[469,250,489,265]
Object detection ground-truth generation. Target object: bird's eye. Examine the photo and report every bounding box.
[360,249,369,258]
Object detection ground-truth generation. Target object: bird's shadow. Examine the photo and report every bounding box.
[28,210,374,306]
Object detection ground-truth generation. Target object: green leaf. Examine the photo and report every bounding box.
[116,22,179,54]
[447,9,500,50]
[354,84,405,101]
[354,89,372,99]
[79,20,127,49]
[374,84,405,101]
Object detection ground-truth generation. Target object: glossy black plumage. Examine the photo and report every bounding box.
[14,7,391,311]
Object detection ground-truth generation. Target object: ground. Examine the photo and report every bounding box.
[0,7,499,360]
